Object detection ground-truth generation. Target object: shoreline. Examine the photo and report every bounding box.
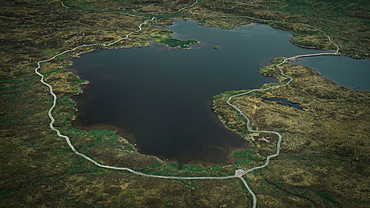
[29,2,370,207]
[176,16,369,59]
[291,59,370,93]
[64,17,367,169]
[66,18,362,168]
[4,0,370,207]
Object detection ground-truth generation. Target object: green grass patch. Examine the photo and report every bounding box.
[259,65,275,73]
[167,162,179,169]
[231,147,264,161]
[234,159,256,165]
[198,0,210,4]
[181,164,196,172]
[315,189,340,206]
[213,89,250,100]
[274,180,282,187]
[273,57,286,65]
[151,30,197,48]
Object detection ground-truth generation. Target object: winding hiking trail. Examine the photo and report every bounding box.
[35,1,340,207]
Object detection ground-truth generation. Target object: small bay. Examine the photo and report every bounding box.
[293,56,370,91]
[68,20,344,166]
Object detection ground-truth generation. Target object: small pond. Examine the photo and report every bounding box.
[262,97,304,111]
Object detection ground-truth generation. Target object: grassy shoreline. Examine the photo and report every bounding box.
[213,59,370,207]
[1,0,369,207]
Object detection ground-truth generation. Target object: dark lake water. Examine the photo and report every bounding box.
[262,97,304,111]
[293,56,370,91]
[68,19,362,166]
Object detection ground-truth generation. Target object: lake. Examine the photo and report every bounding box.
[293,56,370,91]
[68,19,368,166]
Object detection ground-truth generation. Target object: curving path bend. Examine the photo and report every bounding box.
[35,1,340,208]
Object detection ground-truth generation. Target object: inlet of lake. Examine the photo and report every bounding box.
[68,19,370,166]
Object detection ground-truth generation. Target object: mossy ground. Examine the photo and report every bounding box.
[0,0,248,207]
[1,0,370,207]
[214,62,370,207]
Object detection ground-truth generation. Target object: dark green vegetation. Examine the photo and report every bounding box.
[150,30,197,47]
[1,0,369,207]
[214,61,370,207]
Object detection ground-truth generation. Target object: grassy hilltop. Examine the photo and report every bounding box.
[1,0,369,207]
